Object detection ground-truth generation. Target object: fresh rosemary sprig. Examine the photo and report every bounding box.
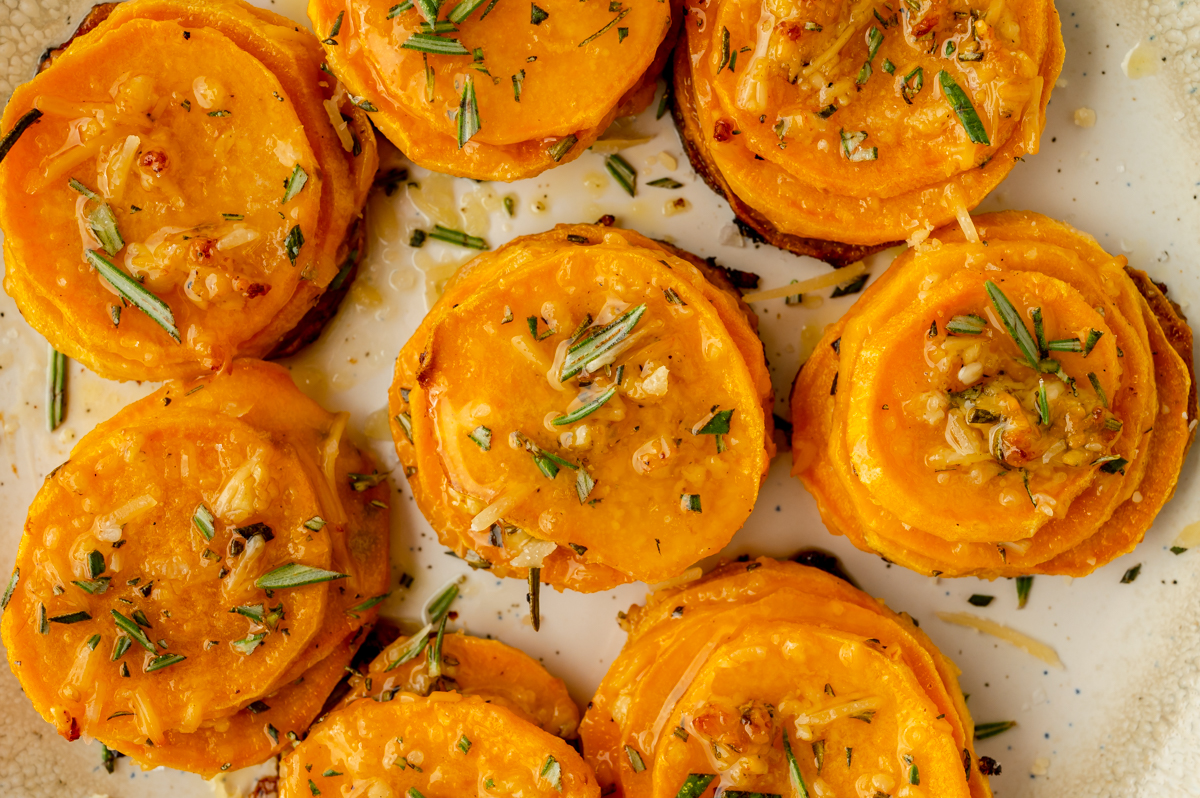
[46,345,66,431]
[939,70,990,144]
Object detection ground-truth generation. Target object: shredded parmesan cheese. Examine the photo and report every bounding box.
[937,611,1064,668]
[742,260,868,303]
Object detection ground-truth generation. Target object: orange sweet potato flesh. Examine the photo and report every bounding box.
[673,0,1065,255]
[388,224,773,592]
[343,631,581,739]
[0,0,377,381]
[580,558,992,798]
[790,211,1195,577]
[0,359,390,774]
[279,692,601,798]
[308,0,678,181]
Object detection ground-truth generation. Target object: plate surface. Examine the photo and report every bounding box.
[2,1,1200,796]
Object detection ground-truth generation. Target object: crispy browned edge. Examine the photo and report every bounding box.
[38,2,368,362]
[1126,266,1199,452]
[669,45,896,269]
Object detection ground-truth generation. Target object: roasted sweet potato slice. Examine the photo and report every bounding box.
[308,0,677,181]
[672,0,1064,258]
[0,0,377,381]
[580,559,991,798]
[790,211,1194,577]
[279,692,600,798]
[343,631,581,739]
[388,224,773,591]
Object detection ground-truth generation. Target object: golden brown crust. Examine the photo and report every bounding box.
[670,39,896,268]
[1126,265,1199,443]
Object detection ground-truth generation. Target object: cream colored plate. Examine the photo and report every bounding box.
[2,1,1199,795]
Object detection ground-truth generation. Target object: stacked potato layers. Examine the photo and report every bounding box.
[308,0,679,181]
[673,0,1064,262]
[389,224,774,592]
[0,0,377,380]
[1,361,391,776]
[792,212,1196,577]
[581,558,992,798]
[280,629,597,797]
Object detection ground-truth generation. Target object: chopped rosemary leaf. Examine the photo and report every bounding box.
[647,177,683,189]
[984,280,1038,367]
[350,472,386,491]
[657,81,672,119]
[946,313,987,335]
[88,549,105,578]
[387,1,412,18]
[697,408,733,436]
[553,386,617,425]
[413,0,440,22]
[560,303,646,381]
[909,763,921,785]
[664,287,685,305]
[855,60,872,86]
[974,720,1017,740]
[967,594,994,607]
[783,729,811,798]
[233,604,265,623]
[812,739,826,772]
[469,425,492,450]
[512,69,525,102]
[402,33,471,55]
[449,0,489,22]
[207,110,231,117]
[49,610,92,624]
[1015,574,1033,608]
[193,503,215,541]
[548,134,578,162]
[419,19,460,33]
[575,467,596,503]
[87,634,102,650]
[1103,417,1124,432]
[1036,379,1051,426]
[47,345,66,432]
[350,95,379,112]
[255,564,348,590]
[883,58,895,74]
[1083,328,1104,356]
[285,225,305,264]
[503,196,516,217]
[625,745,646,773]
[831,273,869,297]
[1031,307,1047,356]
[530,2,548,23]
[86,250,179,341]
[221,213,244,221]
[540,754,561,789]
[111,635,131,661]
[112,609,156,653]
[110,305,121,326]
[322,10,343,44]
[304,516,326,532]
[680,494,702,513]
[901,66,924,103]
[850,709,876,723]
[231,633,265,655]
[72,577,111,595]
[674,774,716,798]
[428,614,448,678]
[37,604,48,634]
[606,153,637,197]
[839,129,877,162]
[429,224,488,250]
[1096,456,1128,474]
[385,626,431,669]
[145,652,186,672]
[717,27,730,72]
[395,412,413,442]
[1047,338,1083,352]
[938,70,991,145]
[528,567,542,631]
[458,734,472,754]
[1087,372,1108,407]
[578,7,631,47]
[0,108,42,164]
[1120,563,1142,584]
[282,164,308,203]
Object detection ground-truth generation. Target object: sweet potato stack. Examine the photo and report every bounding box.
[1,361,391,776]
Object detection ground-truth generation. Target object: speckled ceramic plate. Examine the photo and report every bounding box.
[2,1,1200,796]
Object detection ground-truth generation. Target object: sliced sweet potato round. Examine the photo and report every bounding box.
[308,0,677,181]
[2,411,332,745]
[343,631,581,739]
[580,559,991,798]
[388,224,773,591]
[279,692,600,798]
[790,211,1195,577]
[672,0,1064,258]
[0,0,377,381]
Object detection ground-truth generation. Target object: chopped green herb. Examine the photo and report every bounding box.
[322,10,344,44]
[47,346,66,432]
[1015,575,1033,608]
[193,503,215,541]
[812,739,826,773]
[984,280,1038,367]
[909,762,920,785]
[946,314,987,335]
[425,581,459,626]
[1037,380,1051,426]
[606,153,637,197]
[233,604,265,623]
[1083,328,1104,356]
[85,250,179,342]
[111,635,132,660]
[541,755,562,790]
[647,177,683,189]
[783,729,811,797]
[72,577,111,595]
[285,225,305,265]
[901,66,924,103]
[674,774,716,798]
[255,564,348,590]
[387,1,413,18]
[1088,372,1108,407]
[831,273,869,297]
[530,3,549,23]
[1120,564,1142,584]
[512,69,525,102]
[579,7,631,47]
[553,386,617,426]
[625,745,646,773]
[839,129,877,162]
[680,494,702,513]
[717,27,730,72]
[561,303,646,381]
[939,70,991,144]
[850,710,876,723]
[282,165,309,203]
[697,408,734,436]
[395,412,413,442]
[409,229,427,248]
[49,611,92,624]
[308,779,322,796]
[88,550,105,579]
[232,633,265,656]
[575,467,597,504]
[207,110,231,117]
[469,425,493,450]
[145,652,186,672]
[968,594,994,607]
[428,614,448,678]
[429,224,489,250]
[304,516,326,531]
[402,33,471,55]
[449,0,489,22]
[974,720,1017,740]
[882,58,895,74]
[1104,417,1124,432]
[1047,338,1083,352]
[548,134,578,162]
